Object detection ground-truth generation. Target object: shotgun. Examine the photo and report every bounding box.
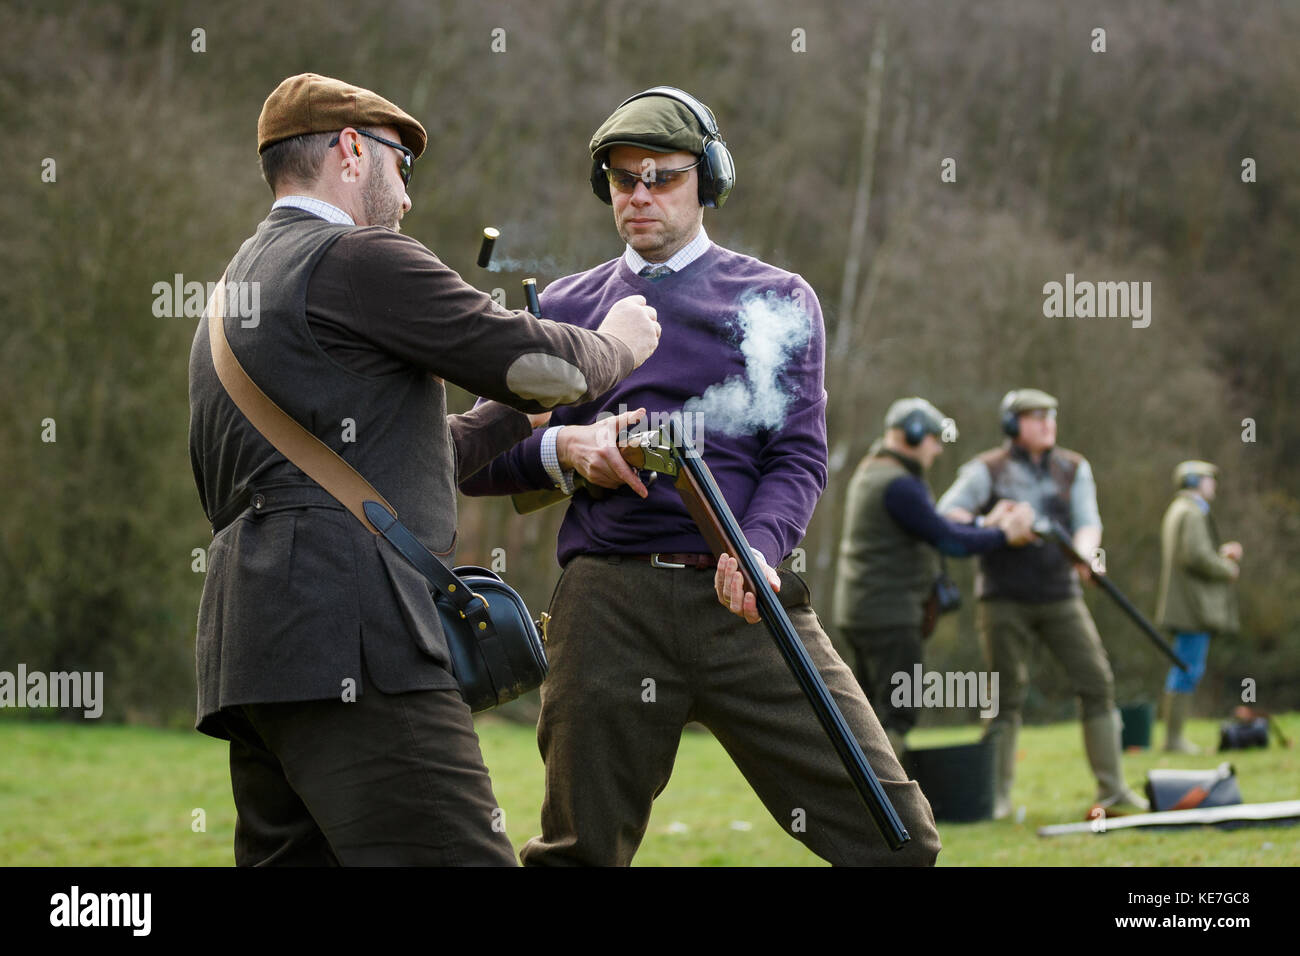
[514,416,910,851]
[510,434,671,514]
[1034,517,1188,672]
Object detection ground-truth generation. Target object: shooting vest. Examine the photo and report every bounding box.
[832,449,939,630]
[975,444,1082,603]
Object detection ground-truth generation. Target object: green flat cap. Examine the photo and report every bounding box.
[258,73,428,159]
[589,94,705,162]
[885,397,951,439]
[1174,460,1218,489]
[1000,388,1058,416]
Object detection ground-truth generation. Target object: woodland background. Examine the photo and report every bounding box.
[2,0,1297,728]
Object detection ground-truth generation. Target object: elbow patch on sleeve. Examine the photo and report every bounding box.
[505,353,589,408]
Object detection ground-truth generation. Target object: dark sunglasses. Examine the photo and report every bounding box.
[329,129,414,187]
[602,159,701,194]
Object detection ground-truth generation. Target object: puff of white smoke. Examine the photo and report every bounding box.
[484,255,566,274]
[683,290,812,437]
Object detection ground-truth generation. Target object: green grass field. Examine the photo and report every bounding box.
[2,714,1296,866]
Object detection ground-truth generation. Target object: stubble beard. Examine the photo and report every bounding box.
[618,210,697,262]
[363,163,403,232]
[621,223,663,259]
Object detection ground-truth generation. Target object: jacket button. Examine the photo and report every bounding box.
[252,493,265,510]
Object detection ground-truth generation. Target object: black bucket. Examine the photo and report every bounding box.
[903,735,995,823]
[1121,701,1155,750]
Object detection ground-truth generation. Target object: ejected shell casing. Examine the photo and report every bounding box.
[523,277,541,316]
[477,227,500,268]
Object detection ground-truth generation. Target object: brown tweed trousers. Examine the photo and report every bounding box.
[519,555,942,866]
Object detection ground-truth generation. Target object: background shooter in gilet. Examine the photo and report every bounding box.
[937,388,1149,818]
[462,87,942,866]
[187,73,660,865]
[941,385,1144,816]
[832,397,1036,757]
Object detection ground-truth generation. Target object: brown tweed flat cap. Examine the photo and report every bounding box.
[257,73,427,158]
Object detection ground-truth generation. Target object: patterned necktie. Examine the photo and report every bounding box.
[639,264,674,282]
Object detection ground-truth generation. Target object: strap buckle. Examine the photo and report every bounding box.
[650,553,687,569]
[459,591,492,631]
[458,591,490,618]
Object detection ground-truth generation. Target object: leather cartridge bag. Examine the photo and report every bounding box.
[205,275,546,712]
[1144,762,1242,812]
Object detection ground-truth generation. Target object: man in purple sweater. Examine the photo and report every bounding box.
[462,88,940,865]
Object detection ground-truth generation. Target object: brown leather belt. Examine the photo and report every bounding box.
[630,553,718,570]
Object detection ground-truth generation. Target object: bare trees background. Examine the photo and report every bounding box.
[2,0,1296,725]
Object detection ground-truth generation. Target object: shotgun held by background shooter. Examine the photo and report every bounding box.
[1034,517,1188,672]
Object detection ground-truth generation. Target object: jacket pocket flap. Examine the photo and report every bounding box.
[375,535,451,667]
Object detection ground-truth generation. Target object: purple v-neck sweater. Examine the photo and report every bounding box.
[460,244,828,567]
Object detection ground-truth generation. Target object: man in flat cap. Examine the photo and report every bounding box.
[188,73,660,865]
[937,389,1148,817]
[832,398,1036,756]
[1155,460,1242,753]
[463,87,941,865]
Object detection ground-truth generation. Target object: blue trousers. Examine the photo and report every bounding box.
[1165,631,1211,694]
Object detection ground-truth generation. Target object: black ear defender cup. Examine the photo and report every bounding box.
[1000,390,1021,438]
[884,397,948,448]
[900,409,929,446]
[590,86,736,208]
[1173,460,1218,491]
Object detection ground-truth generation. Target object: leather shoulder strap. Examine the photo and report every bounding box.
[206,274,489,620]
[205,273,395,535]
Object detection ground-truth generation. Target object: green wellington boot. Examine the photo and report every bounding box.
[988,718,1020,820]
[1083,708,1149,815]
[1163,692,1202,755]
